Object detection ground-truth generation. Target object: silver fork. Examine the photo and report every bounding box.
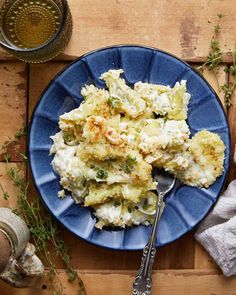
[132,170,176,295]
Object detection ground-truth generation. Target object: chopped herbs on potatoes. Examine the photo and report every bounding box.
[108,96,121,108]
[96,168,108,179]
[121,156,137,173]
[50,69,225,229]
[82,176,88,187]
[63,132,76,144]
[114,201,121,207]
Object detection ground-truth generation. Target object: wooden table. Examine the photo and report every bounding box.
[0,0,236,294]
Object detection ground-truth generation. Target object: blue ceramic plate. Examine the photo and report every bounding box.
[29,45,230,250]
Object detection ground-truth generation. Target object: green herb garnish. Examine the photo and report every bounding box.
[142,199,149,210]
[196,13,236,107]
[122,156,137,173]
[0,183,10,200]
[163,115,168,123]
[214,13,224,33]
[96,168,108,179]
[197,14,223,74]
[222,52,236,106]
[1,125,26,152]
[15,126,27,139]
[82,176,88,187]
[123,164,132,174]
[127,156,137,165]
[20,153,28,161]
[3,153,11,162]
[63,132,76,144]
[108,96,121,108]
[107,157,115,168]
[114,201,121,207]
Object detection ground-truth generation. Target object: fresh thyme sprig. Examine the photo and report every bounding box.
[222,50,236,106]
[197,14,224,74]
[6,164,64,294]
[214,13,223,33]
[0,130,86,295]
[197,14,236,107]
[0,183,9,200]
[1,126,27,151]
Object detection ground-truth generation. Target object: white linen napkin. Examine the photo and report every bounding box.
[195,152,236,276]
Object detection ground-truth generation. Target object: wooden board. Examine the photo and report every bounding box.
[0,64,233,294]
[2,269,236,295]
[0,163,20,209]
[0,0,236,294]
[0,62,27,161]
[0,64,233,293]
[1,0,236,62]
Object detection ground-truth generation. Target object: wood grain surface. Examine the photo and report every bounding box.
[1,0,236,62]
[0,62,27,161]
[2,269,236,295]
[0,0,236,294]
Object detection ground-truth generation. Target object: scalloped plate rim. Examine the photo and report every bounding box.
[28,44,231,251]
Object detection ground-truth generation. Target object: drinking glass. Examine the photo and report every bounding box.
[0,0,72,63]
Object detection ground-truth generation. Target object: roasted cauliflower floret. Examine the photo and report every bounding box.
[176,130,225,188]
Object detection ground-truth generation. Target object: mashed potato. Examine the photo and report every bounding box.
[50,69,225,229]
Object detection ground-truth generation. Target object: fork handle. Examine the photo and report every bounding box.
[132,193,164,295]
[132,244,156,295]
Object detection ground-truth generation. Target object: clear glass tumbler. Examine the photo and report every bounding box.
[0,0,72,63]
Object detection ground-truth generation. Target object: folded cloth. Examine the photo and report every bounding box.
[195,151,236,276]
[195,178,236,276]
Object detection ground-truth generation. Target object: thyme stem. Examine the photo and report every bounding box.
[1,131,86,295]
[197,14,236,107]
